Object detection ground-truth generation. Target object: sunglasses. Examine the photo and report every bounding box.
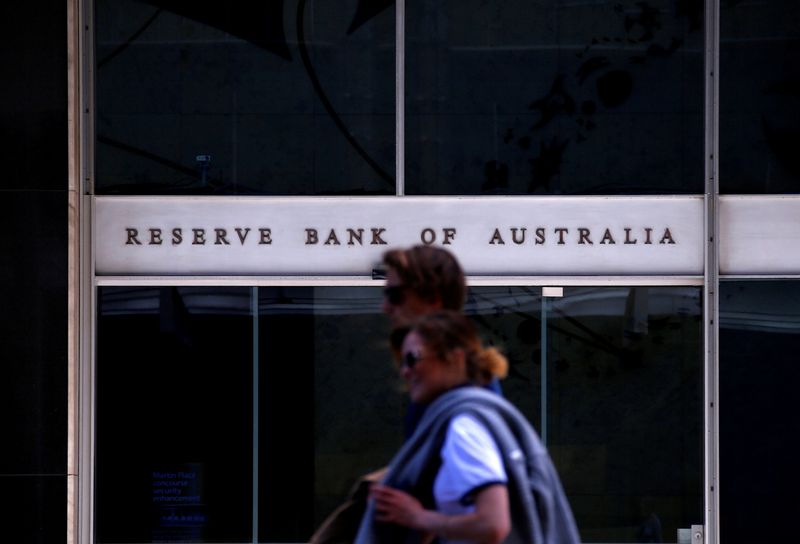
[384,285,407,305]
[401,351,426,370]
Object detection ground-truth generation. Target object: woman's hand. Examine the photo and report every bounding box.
[370,483,511,544]
[370,484,426,529]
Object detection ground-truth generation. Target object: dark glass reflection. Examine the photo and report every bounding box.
[469,286,703,542]
[720,281,800,542]
[96,285,703,543]
[95,0,394,195]
[96,287,253,543]
[256,286,401,542]
[720,1,800,193]
[406,0,703,195]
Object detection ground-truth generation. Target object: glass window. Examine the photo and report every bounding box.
[255,286,401,541]
[94,0,395,195]
[96,286,400,543]
[720,281,800,542]
[720,1,800,193]
[405,0,704,195]
[96,287,254,543]
[96,284,703,542]
[472,286,703,542]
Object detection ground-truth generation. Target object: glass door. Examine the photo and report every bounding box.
[95,284,702,543]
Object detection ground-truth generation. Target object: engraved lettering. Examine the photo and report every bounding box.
[305,229,318,245]
[371,228,388,245]
[215,228,230,245]
[489,228,505,245]
[192,229,206,245]
[121,222,677,253]
[325,229,341,245]
[659,228,676,244]
[149,228,163,245]
[125,228,142,245]
[600,228,616,244]
[236,227,251,245]
[347,228,364,246]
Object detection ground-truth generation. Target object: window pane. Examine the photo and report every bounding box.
[256,286,399,542]
[96,287,253,543]
[95,0,395,195]
[470,286,703,542]
[96,285,704,543]
[720,281,800,542]
[720,1,800,193]
[406,0,703,195]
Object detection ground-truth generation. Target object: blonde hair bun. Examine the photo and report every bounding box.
[477,346,508,380]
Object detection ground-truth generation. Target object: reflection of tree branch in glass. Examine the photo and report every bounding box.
[97,8,163,68]
[97,0,395,192]
[140,1,292,59]
[490,0,702,194]
[296,0,395,188]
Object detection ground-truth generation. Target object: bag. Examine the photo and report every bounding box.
[310,467,388,544]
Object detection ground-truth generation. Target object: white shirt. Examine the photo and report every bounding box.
[433,414,508,544]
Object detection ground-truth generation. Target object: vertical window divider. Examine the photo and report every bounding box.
[396,0,405,195]
[252,287,260,543]
[540,296,548,446]
[704,0,721,542]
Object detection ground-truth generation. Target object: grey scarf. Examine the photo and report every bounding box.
[355,387,580,544]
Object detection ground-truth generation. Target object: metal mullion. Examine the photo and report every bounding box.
[67,0,81,541]
[703,0,721,541]
[83,0,95,196]
[396,0,405,195]
[75,0,97,542]
[251,287,259,543]
[80,195,96,544]
[540,297,548,446]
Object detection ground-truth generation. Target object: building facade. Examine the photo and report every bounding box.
[3,1,799,543]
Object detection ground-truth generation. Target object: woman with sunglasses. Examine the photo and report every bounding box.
[381,245,502,437]
[356,311,580,544]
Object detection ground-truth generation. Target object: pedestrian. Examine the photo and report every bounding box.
[310,246,501,543]
[357,311,580,544]
[381,245,467,327]
[382,245,501,437]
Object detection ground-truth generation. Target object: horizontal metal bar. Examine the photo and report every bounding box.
[720,275,800,281]
[95,275,704,287]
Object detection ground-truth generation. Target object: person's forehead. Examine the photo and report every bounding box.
[402,330,422,350]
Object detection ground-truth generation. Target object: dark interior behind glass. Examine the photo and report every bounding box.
[94,0,395,196]
[720,1,800,194]
[720,281,800,542]
[406,0,704,195]
[96,287,253,543]
[97,285,702,543]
